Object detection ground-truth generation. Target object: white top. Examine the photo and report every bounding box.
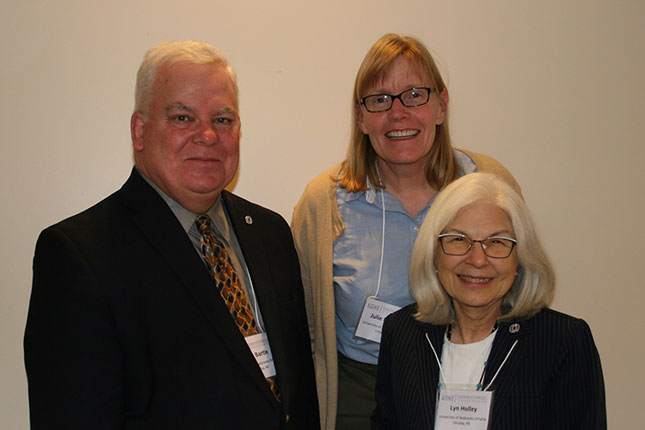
[440,330,497,390]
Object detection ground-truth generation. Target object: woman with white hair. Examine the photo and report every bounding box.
[372,172,606,429]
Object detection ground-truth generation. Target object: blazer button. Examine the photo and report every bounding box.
[285,413,291,423]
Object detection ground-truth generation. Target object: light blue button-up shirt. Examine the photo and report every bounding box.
[334,150,477,364]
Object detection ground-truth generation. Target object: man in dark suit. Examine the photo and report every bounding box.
[24,41,319,429]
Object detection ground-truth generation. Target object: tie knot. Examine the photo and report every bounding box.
[195,214,212,234]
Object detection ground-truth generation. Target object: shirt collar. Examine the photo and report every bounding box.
[338,149,476,205]
[135,167,226,238]
[338,174,378,203]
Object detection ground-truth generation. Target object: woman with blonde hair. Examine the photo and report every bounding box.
[292,34,520,429]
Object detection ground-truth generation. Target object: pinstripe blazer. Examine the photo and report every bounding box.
[372,305,606,429]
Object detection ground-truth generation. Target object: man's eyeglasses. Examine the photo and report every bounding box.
[360,87,433,113]
[438,233,517,259]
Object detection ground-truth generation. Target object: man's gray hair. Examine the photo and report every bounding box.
[134,40,238,114]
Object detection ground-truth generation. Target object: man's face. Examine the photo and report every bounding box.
[131,62,240,213]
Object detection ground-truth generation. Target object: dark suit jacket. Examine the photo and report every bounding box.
[24,168,319,429]
[372,305,606,429]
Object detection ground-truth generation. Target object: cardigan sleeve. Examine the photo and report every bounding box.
[291,165,344,430]
[291,166,340,345]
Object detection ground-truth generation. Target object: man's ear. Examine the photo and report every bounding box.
[131,112,145,152]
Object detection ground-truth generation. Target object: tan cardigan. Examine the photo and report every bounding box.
[291,149,521,430]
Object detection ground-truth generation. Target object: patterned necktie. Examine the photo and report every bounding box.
[195,214,280,401]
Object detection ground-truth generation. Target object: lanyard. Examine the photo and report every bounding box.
[425,331,518,392]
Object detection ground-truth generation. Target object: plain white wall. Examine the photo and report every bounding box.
[2,0,643,427]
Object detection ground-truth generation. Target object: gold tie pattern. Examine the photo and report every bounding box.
[195,214,280,401]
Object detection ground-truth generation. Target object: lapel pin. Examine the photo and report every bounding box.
[509,323,520,333]
[245,215,253,225]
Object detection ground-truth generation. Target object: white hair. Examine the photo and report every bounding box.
[410,172,555,324]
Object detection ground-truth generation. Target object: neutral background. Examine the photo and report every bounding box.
[2,0,643,427]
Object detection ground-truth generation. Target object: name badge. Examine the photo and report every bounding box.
[354,296,401,343]
[245,333,276,378]
[435,388,493,430]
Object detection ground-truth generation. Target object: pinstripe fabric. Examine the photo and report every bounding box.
[372,305,606,429]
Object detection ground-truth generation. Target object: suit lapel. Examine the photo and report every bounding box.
[120,171,274,402]
[414,315,532,428]
[417,323,445,425]
[222,191,285,405]
[485,318,533,427]
[422,324,444,384]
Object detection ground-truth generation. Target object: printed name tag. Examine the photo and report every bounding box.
[435,388,493,430]
[354,296,400,343]
[245,333,276,378]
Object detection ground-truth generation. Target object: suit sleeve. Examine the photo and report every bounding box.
[24,227,125,429]
[545,318,607,429]
[371,316,398,430]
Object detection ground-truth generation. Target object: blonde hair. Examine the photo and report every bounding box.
[410,173,555,324]
[338,33,458,191]
[134,40,238,114]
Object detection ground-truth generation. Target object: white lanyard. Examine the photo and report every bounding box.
[354,173,401,343]
[427,331,517,429]
[425,332,518,392]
